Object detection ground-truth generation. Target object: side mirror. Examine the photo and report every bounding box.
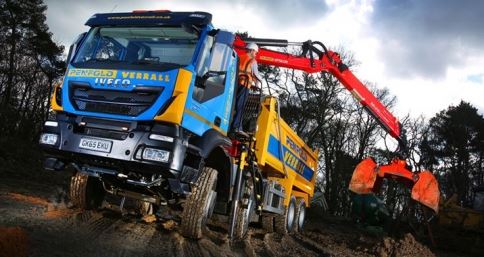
[196,70,226,89]
[66,32,87,66]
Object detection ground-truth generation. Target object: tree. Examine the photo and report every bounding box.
[421,101,484,205]
[0,0,64,141]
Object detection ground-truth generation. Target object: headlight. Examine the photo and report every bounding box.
[148,134,174,142]
[44,121,58,127]
[142,148,170,163]
[40,133,58,145]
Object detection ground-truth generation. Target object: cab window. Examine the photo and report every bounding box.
[193,33,234,103]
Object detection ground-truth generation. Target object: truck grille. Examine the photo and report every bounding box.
[70,84,163,116]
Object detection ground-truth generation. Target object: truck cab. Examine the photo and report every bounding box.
[40,11,240,238]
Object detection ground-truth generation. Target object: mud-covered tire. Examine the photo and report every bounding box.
[69,172,105,210]
[137,201,154,216]
[274,196,296,234]
[180,166,218,239]
[261,215,274,233]
[294,198,306,233]
[233,177,255,240]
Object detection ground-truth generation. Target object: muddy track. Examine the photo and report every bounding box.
[0,189,326,257]
[0,179,465,257]
[0,189,248,257]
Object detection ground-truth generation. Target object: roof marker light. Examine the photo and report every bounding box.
[132,10,171,13]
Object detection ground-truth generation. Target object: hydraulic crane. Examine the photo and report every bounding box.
[233,35,440,213]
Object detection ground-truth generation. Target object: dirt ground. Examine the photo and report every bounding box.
[0,174,479,257]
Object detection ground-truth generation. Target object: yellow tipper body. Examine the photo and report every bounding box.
[254,97,319,207]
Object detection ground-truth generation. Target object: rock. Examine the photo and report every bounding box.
[374,233,435,257]
[161,220,177,230]
[141,214,157,223]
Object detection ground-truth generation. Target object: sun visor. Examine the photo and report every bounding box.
[85,12,212,27]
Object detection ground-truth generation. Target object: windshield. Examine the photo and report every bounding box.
[72,26,199,71]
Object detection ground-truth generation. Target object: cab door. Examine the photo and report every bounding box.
[183,30,237,136]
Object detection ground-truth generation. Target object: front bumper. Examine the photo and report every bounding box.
[40,113,189,179]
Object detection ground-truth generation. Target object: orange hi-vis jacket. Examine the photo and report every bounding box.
[238,53,256,88]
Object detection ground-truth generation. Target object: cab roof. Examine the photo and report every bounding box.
[85,11,212,27]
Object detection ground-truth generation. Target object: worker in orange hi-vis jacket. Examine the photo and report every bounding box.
[231,42,262,134]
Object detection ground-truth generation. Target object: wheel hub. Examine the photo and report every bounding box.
[287,201,295,230]
[298,206,306,230]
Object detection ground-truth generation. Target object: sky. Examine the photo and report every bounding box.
[44,0,484,118]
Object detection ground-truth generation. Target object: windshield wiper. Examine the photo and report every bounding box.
[85,58,124,63]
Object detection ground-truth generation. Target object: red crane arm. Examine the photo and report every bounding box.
[233,36,440,213]
[233,36,404,146]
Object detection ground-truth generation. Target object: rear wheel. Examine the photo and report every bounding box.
[69,172,105,210]
[180,166,218,239]
[233,176,255,240]
[261,215,274,233]
[294,198,306,233]
[274,196,296,234]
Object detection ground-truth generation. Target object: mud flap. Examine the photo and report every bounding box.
[348,158,378,194]
[411,171,440,213]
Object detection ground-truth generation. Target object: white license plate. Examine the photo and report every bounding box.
[79,138,112,153]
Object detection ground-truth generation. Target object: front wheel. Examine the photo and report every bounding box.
[69,172,105,210]
[180,166,218,239]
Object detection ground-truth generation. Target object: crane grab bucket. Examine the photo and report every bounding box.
[348,158,378,194]
[411,170,440,213]
[349,158,440,213]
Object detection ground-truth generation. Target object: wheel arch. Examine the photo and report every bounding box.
[205,146,233,204]
[192,129,235,213]
[291,189,311,207]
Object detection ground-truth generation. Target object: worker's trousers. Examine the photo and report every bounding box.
[231,85,249,131]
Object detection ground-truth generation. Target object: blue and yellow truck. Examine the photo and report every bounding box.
[39,10,318,239]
